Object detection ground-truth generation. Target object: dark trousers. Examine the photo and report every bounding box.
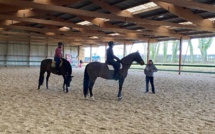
[107,60,120,76]
[54,57,61,71]
[146,76,155,93]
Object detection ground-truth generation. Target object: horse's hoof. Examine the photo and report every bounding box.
[64,89,68,93]
[118,96,122,101]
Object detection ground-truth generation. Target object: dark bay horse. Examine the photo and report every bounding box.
[83,51,145,100]
[38,58,73,93]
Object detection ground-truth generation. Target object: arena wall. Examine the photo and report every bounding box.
[0,41,78,66]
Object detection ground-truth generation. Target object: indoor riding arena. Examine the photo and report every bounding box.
[0,0,215,134]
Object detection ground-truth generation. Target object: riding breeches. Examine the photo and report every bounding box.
[107,60,120,75]
[54,57,61,68]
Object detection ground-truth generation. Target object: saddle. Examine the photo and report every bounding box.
[51,59,63,68]
[106,63,122,70]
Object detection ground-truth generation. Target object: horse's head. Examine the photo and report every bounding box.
[134,51,145,65]
[66,75,73,87]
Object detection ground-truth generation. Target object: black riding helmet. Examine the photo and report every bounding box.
[108,41,114,47]
[58,42,63,46]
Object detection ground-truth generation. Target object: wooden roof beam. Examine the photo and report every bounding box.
[0,34,105,45]
[91,0,187,39]
[0,4,23,12]
[91,0,133,17]
[0,12,155,40]
[157,0,215,13]
[33,0,80,6]
[49,15,153,36]
[80,16,149,42]
[151,0,214,28]
[0,0,80,26]
[0,14,148,41]
[0,31,117,44]
[0,25,135,43]
[0,0,203,30]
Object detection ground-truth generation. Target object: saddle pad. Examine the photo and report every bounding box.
[107,63,122,70]
[51,59,63,68]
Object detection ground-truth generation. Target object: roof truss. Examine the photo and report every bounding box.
[0,0,214,45]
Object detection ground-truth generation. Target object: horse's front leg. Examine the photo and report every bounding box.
[62,75,66,92]
[63,82,67,92]
[46,72,51,89]
[118,77,125,101]
[63,76,69,93]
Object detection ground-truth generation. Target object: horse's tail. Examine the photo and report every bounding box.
[83,64,89,97]
[38,61,45,89]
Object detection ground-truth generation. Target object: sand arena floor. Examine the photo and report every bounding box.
[0,67,214,134]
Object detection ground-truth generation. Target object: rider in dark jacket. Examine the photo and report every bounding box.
[106,41,121,80]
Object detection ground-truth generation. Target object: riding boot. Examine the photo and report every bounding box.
[113,69,119,80]
[56,64,61,74]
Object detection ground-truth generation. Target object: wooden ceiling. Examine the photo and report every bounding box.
[0,0,215,46]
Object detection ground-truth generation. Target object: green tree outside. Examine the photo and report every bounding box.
[150,43,160,62]
[188,40,194,63]
[171,40,179,63]
[163,41,168,62]
[198,37,213,63]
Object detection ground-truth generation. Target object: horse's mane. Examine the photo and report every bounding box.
[62,58,72,75]
[121,51,138,61]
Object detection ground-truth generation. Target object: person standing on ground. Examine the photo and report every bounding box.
[79,60,83,68]
[144,60,158,94]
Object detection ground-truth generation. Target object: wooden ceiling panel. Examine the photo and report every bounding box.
[0,0,214,45]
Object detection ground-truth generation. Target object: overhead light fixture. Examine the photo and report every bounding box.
[74,39,83,42]
[18,8,33,13]
[77,21,92,26]
[126,2,159,14]
[109,33,120,36]
[45,32,55,36]
[59,26,70,31]
[89,36,99,39]
[158,15,164,18]
[179,21,193,25]
[96,18,110,22]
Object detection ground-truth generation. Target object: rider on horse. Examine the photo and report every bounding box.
[106,41,121,80]
[54,42,63,74]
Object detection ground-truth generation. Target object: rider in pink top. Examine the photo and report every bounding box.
[54,42,63,74]
[55,46,62,58]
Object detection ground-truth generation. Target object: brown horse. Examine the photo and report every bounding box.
[83,51,145,100]
[38,58,73,93]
